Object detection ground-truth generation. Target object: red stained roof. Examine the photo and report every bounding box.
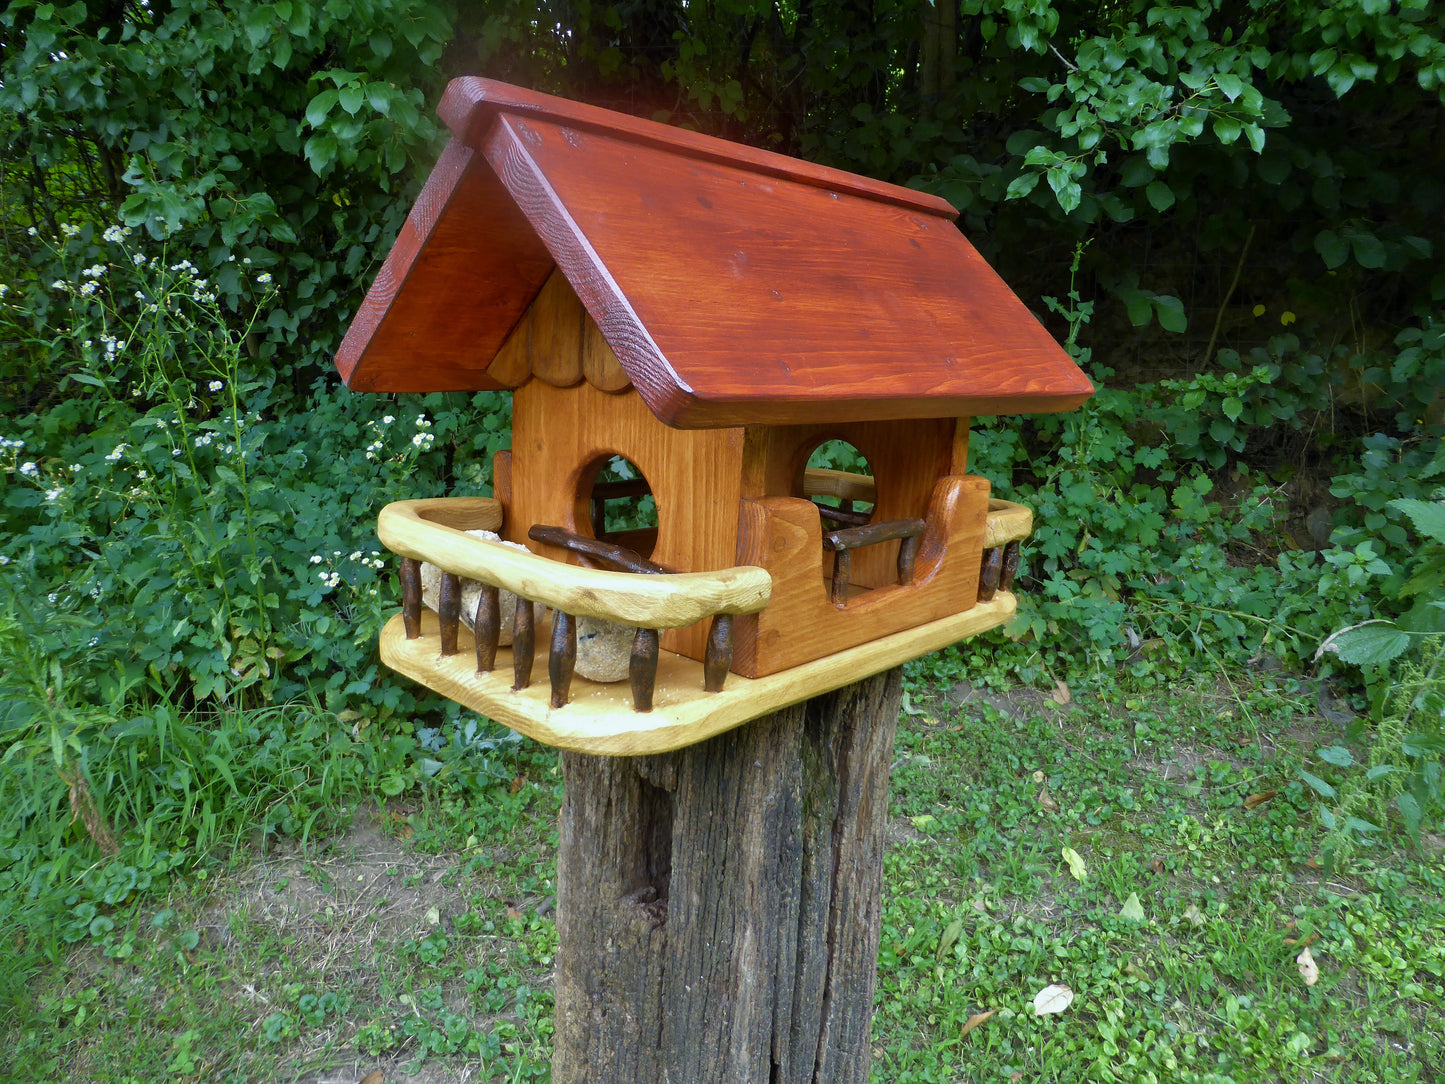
[336,78,1092,427]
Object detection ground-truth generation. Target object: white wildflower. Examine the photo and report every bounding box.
[45,487,62,501]
[60,223,81,238]
[382,415,395,424]
[79,282,98,296]
[68,463,81,472]
[103,225,126,243]
[136,470,148,480]
[20,462,38,476]
[208,380,223,392]
[0,284,8,298]
[0,555,10,566]
[82,264,105,278]
[26,227,38,237]
[132,253,145,266]
[105,445,126,461]
[256,272,272,286]
[52,280,67,290]
[310,555,324,564]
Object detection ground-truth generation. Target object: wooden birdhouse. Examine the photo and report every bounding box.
[336,78,1092,756]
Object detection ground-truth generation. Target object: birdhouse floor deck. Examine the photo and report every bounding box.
[376,490,1031,756]
[379,596,1016,756]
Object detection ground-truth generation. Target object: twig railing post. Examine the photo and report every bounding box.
[399,557,423,639]
[512,599,536,691]
[550,610,578,708]
[475,584,500,673]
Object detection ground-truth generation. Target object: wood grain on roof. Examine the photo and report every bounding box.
[337,79,1093,422]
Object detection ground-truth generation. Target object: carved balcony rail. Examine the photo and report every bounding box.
[802,468,1033,605]
[378,498,771,714]
[821,518,927,606]
[980,498,1031,601]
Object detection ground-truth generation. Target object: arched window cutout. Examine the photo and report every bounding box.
[802,440,875,528]
[587,455,658,559]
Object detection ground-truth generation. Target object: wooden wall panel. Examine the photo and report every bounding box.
[731,474,990,677]
[508,381,745,661]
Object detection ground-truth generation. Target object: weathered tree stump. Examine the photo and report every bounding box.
[553,666,902,1084]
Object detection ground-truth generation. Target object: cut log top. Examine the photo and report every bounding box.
[378,499,771,628]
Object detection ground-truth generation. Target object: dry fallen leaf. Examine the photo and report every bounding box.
[359,1071,385,1084]
[1182,903,1205,928]
[1009,1073,1024,1083]
[1118,892,1146,924]
[1051,680,1072,705]
[1149,857,1166,875]
[1297,945,1319,986]
[960,1008,998,1039]
[1283,931,1319,948]
[1243,790,1277,810]
[1061,846,1087,882]
[1032,983,1074,1016]
[1032,769,1046,783]
[1037,786,1061,814]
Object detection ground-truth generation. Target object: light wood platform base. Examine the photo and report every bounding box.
[380,594,1015,755]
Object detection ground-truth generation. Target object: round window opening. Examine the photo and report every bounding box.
[586,455,658,559]
[803,439,875,527]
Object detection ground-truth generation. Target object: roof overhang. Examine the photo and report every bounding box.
[336,78,1093,427]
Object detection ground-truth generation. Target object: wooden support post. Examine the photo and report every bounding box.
[475,584,500,673]
[553,666,902,1084]
[399,558,423,639]
[512,600,536,691]
[438,572,462,657]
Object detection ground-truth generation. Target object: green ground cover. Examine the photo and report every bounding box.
[4,670,1442,1083]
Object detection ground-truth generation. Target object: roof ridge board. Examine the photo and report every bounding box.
[439,77,957,221]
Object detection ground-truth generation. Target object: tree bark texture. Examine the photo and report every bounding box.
[553,667,902,1084]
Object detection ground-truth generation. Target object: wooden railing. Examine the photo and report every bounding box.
[378,499,771,713]
[980,498,1030,600]
[803,469,1032,604]
[820,518,926,605]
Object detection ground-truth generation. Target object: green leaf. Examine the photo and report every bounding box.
[1145,180,1175,212]
[1314,229,1349,269]
[1298,769,1336,800]
[1351,232,1386,269]
[305,89,338,128]
[1397,792,1422,841]
[1317,745,1355,767]
[1318,622,1412,666]
[339,85,365,115]
[1154,295,1187,333]
[1389,498,1445,543]
[1212,115,1243,144]
[1005,173,1041,200]
[365,83,392,117]
[1215,72,1245,101]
